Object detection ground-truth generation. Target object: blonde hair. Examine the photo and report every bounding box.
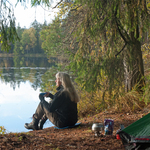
[56,72,80,103]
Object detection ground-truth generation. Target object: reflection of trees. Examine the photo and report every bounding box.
[31,73,42,91]
[0,56,57,91]
[40,67,58,93]
[10,81,21,91]
[0,57,14,68]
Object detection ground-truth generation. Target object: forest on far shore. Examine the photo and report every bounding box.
[0,20,47,56]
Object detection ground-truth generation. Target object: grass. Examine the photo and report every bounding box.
[77,81,149,119]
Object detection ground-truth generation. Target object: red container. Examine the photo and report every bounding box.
[116,134,121,140]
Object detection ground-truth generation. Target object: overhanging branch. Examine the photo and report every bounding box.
[114,3,130,45]
[52,0,63,9]
[115,42,127,57]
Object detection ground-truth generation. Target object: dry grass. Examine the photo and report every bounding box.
[77,87,148,119]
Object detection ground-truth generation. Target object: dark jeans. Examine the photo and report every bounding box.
[34,93,65,128]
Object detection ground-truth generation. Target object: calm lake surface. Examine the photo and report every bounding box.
[0,56,56,133]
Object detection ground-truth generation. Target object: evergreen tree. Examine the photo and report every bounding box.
[65,0,150,93]
[0,1,18,51]
[31,20,44,53]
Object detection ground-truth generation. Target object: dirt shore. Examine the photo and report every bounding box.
[0,109,147,150]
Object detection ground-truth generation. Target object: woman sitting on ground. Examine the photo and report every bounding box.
[24,72,80,130]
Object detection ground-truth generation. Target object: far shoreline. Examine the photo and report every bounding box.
[0,53,47,57]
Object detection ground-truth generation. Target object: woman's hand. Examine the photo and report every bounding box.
[44,92,50,97]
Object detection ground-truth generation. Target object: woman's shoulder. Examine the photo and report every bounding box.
[61,90,71,99]
[61,89,69,95]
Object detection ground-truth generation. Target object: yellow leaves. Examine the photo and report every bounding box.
[0,33,2,43]
[146,0,150,14]
[57,2,69,8]
[70,3,74,8]
[80,28,85,35]
[56,1,81,20]
[147,2,150,9]
[90,50,95,56]
[142,43,150,62]
[0,126,6,134]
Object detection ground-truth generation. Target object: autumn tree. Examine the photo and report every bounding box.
[21,27,37,53]
[40,18,64,57]
[28,27,37,52]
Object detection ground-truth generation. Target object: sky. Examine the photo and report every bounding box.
[9,1,59,28]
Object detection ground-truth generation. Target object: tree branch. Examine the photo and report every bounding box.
[115,42,127,57]
[52,0,63,9]
[114,3,130,44]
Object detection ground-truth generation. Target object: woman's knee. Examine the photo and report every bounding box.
[39,93,46,100]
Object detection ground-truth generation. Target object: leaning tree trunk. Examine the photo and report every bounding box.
[123,40,145,93]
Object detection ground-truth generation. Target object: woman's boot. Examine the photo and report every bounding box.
[38,117,48,130]
[24,116,39,130]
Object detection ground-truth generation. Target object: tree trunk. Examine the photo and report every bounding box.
[124,40,145,93]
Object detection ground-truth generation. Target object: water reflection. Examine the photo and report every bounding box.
[0,57,55,133]
[0,56,56,90]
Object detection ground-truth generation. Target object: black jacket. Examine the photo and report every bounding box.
[42,86,78,127]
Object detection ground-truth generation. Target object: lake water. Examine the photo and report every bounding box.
[0,56,55,133]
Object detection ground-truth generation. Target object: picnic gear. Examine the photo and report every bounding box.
[92,123,104,136]
[104,119,114,135]
[118,113,150,150]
